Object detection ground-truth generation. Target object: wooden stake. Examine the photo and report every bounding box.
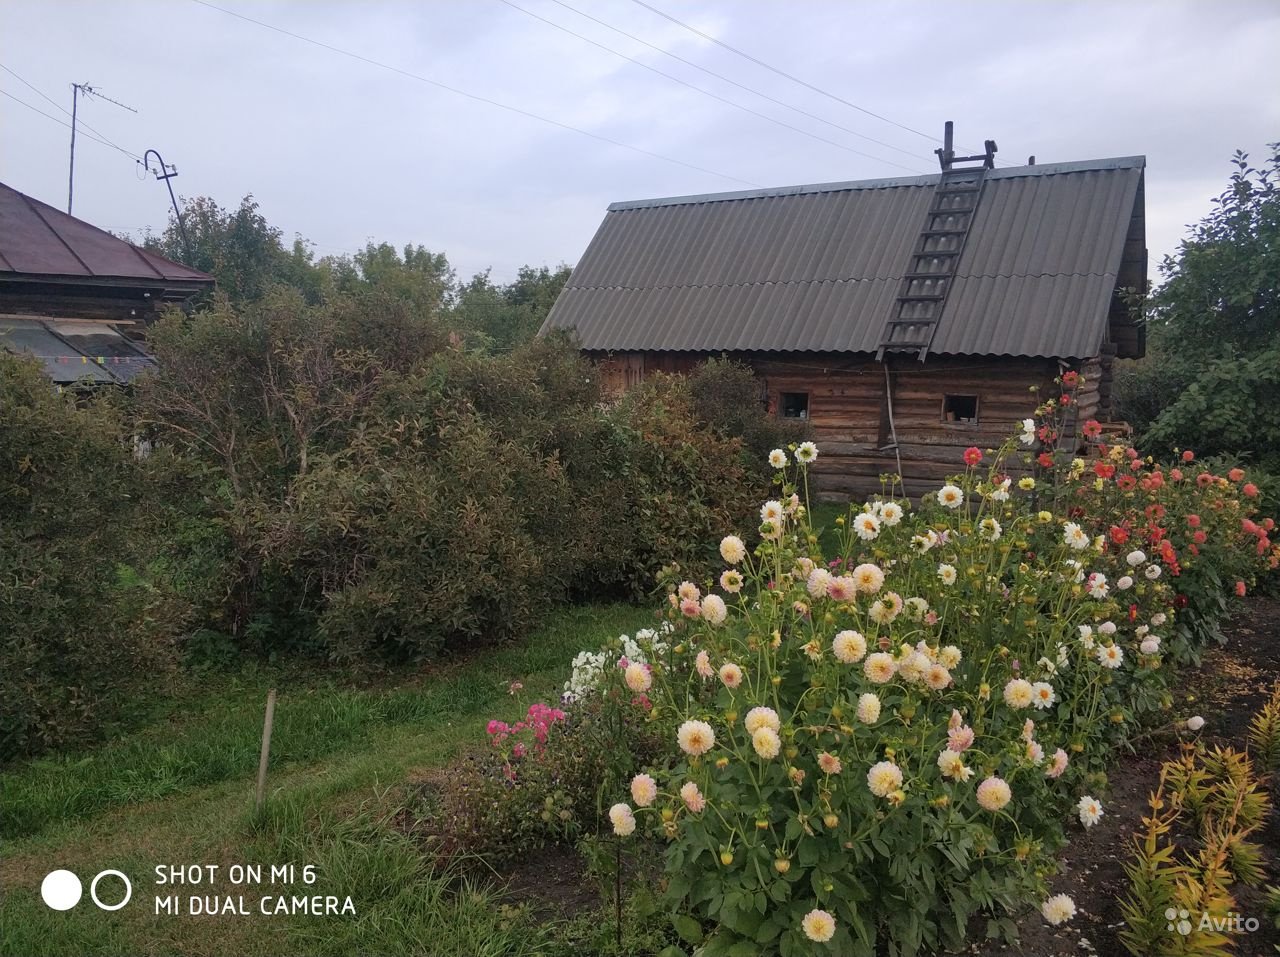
[255,689,277,813]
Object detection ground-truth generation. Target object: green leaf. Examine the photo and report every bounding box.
[672,914,704,946]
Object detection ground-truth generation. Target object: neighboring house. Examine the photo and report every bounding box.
[541,147,1147,499]
[0,181,213,386]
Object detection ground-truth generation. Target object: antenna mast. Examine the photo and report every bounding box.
[67,83,137,214]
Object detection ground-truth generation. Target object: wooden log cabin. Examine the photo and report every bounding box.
[540,138,1146,500]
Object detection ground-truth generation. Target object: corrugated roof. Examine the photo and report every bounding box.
[541,156,1145,359]
[0,181,213,286]
[0,316,156,384]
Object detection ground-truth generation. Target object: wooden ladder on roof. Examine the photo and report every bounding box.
[877,122,997,362]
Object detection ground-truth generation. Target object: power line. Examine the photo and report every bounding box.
[627,0,960,150]
[0,89,142,162]
[495,0,928,175]
[186,0,762,189]
[543,0,928,164]
[0,64,135,157]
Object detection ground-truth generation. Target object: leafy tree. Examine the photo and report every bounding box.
[141,195,324,305]
[453,264,571,353]
[1118,144,1280,481]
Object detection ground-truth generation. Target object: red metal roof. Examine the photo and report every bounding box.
[0,181,213,286]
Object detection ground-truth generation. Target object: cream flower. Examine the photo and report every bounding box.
[938,645,962,669]
[905,596,930,620]
[925,663,953,690]
[851,562,885,594]
[702,594,728,626]
[720,535,747,565]
[678,580,701,602]
[609,803,636,836]
[719,662,744,688]
[867,760,903,798]
[1145,564,1162,580]
[938,563,957,586]
[795,441,818,464]
[817,751,843,775]
[752,726,781,759]
[801,908,835,943]
[1019,418,1036,445]
[980,517,1002,541]
[856,692,882,724]
[898,650,929,684]
[853,512,882,541]
[1063,522,1090,550]
[937,748,973,781]
[630,773,658,807]
[1097,644,1124,669]
[1077,795,1103,827]
[976,776,1012,811]
[677,720,715,756]
[1030,681,1056,710]
[1046,748,1069,778]
[806,567,833,598]
[1117,575,1134,590]
[695,650,714,679]
[1125,549,1147,567]
[879,501,904,526]
[937,484,964,509]
[624,662,652,693]
[1187,715,1205,731]
[744,706,780,735]
[832,630,868,664]
[1140,636,1161,655]
[768,448,788,469]
[1003,678,1034,709]
[864,652,897,684]
[1041,894,1076,925]
[719,569,743,594]
[679,780,705,812]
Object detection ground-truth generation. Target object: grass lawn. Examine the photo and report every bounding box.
[0,603,654,957]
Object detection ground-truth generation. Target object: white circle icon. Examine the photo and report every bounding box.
[41,870,83,910]
[90,870,133,911]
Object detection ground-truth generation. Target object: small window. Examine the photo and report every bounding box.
[781,391,809,420]
[942,394,978,424]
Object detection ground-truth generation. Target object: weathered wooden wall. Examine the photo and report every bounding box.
[587,350,1105,502]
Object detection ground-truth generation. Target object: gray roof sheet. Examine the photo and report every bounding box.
[542,156,1145,359]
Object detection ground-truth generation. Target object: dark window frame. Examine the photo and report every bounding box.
[941,393,980,426]
[780,391,810,420]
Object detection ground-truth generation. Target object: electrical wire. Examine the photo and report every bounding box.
[186,0,763,189]
[495,0,929,174]
[0,89,142,162]
[544,0,928,164]
[627,0,988,157]
[0,63,136,158]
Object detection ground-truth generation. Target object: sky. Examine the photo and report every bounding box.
[2,0,1278,285]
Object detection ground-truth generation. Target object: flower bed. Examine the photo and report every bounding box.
[571,381,1279,956]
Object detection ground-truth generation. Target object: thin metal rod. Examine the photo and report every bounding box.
[67,85,79,213]
[883,362,904,485]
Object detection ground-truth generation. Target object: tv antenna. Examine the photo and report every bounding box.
[68,83,137,214]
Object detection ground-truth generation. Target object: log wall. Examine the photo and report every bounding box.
[588,351,1104,502]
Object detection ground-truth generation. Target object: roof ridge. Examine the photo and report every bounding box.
[20,191,95,276]
[607,156,1146,211]
[565,269,1123,293]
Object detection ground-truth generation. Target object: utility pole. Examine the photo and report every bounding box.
[67,83,137,214]
[143,149,192,264]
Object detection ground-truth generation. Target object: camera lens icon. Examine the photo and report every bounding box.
[41,869,132,912]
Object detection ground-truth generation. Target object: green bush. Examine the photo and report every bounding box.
[0,357,174,759]
[688,357,808,469]
[132,297,763,662]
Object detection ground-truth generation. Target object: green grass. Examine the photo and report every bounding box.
[0,603,652,957]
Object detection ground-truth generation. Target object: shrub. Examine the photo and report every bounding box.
[687,357,808,469]
[0,357,174,759]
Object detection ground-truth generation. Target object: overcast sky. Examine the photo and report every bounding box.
[2,1,1278,284]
